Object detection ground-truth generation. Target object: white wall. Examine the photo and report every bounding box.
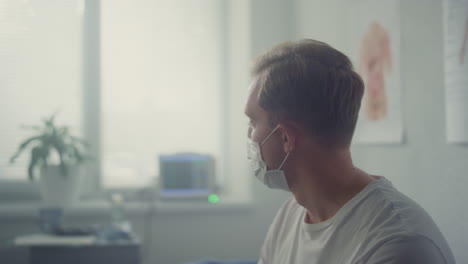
[293,0,468,262]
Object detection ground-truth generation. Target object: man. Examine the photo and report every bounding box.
[245,39,455,264]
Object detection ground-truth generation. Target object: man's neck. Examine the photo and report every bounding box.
[291,155,374,224]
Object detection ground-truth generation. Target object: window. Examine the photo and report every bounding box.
[100,0,226,189]
[0,0,82,183]
[0,0,252,203]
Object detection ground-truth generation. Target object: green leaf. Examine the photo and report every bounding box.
[27,157,37,180]
[28,146,47,180]
[10,135,43,163]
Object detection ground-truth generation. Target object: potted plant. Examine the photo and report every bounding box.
[10,113,91,207]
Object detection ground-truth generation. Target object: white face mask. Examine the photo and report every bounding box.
[247,126,291,191]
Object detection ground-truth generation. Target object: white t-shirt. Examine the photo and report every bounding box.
[258,177,456,264]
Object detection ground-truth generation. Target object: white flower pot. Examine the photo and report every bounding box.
[39,165,82,207]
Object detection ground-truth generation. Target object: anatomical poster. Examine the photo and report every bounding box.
[444,0,468,143]
[346,0,403,144]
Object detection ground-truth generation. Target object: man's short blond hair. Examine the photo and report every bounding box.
[252,39,364,148]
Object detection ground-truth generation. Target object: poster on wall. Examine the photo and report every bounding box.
[444,0,468,143]
[346,0,403,144]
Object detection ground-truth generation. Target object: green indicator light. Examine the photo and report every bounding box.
[208,194,220,204]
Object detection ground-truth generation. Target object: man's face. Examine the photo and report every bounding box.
[244,78,286,170]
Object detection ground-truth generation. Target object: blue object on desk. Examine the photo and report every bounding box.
[39,207,63,233]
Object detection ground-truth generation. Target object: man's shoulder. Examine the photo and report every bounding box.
[365,179,438,233]
[353,180,455,263]
[365,234,452,264]
[353,181,432,239]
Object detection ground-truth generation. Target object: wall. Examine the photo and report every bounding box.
[293,0,467,262]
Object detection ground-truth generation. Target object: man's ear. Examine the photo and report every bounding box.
[278,122,299,153]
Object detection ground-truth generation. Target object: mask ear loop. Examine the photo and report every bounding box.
[260,126,279,146]
[277,152,290,170]
[260,126,291,170]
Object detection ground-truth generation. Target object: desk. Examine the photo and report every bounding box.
[0,243,141,264]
